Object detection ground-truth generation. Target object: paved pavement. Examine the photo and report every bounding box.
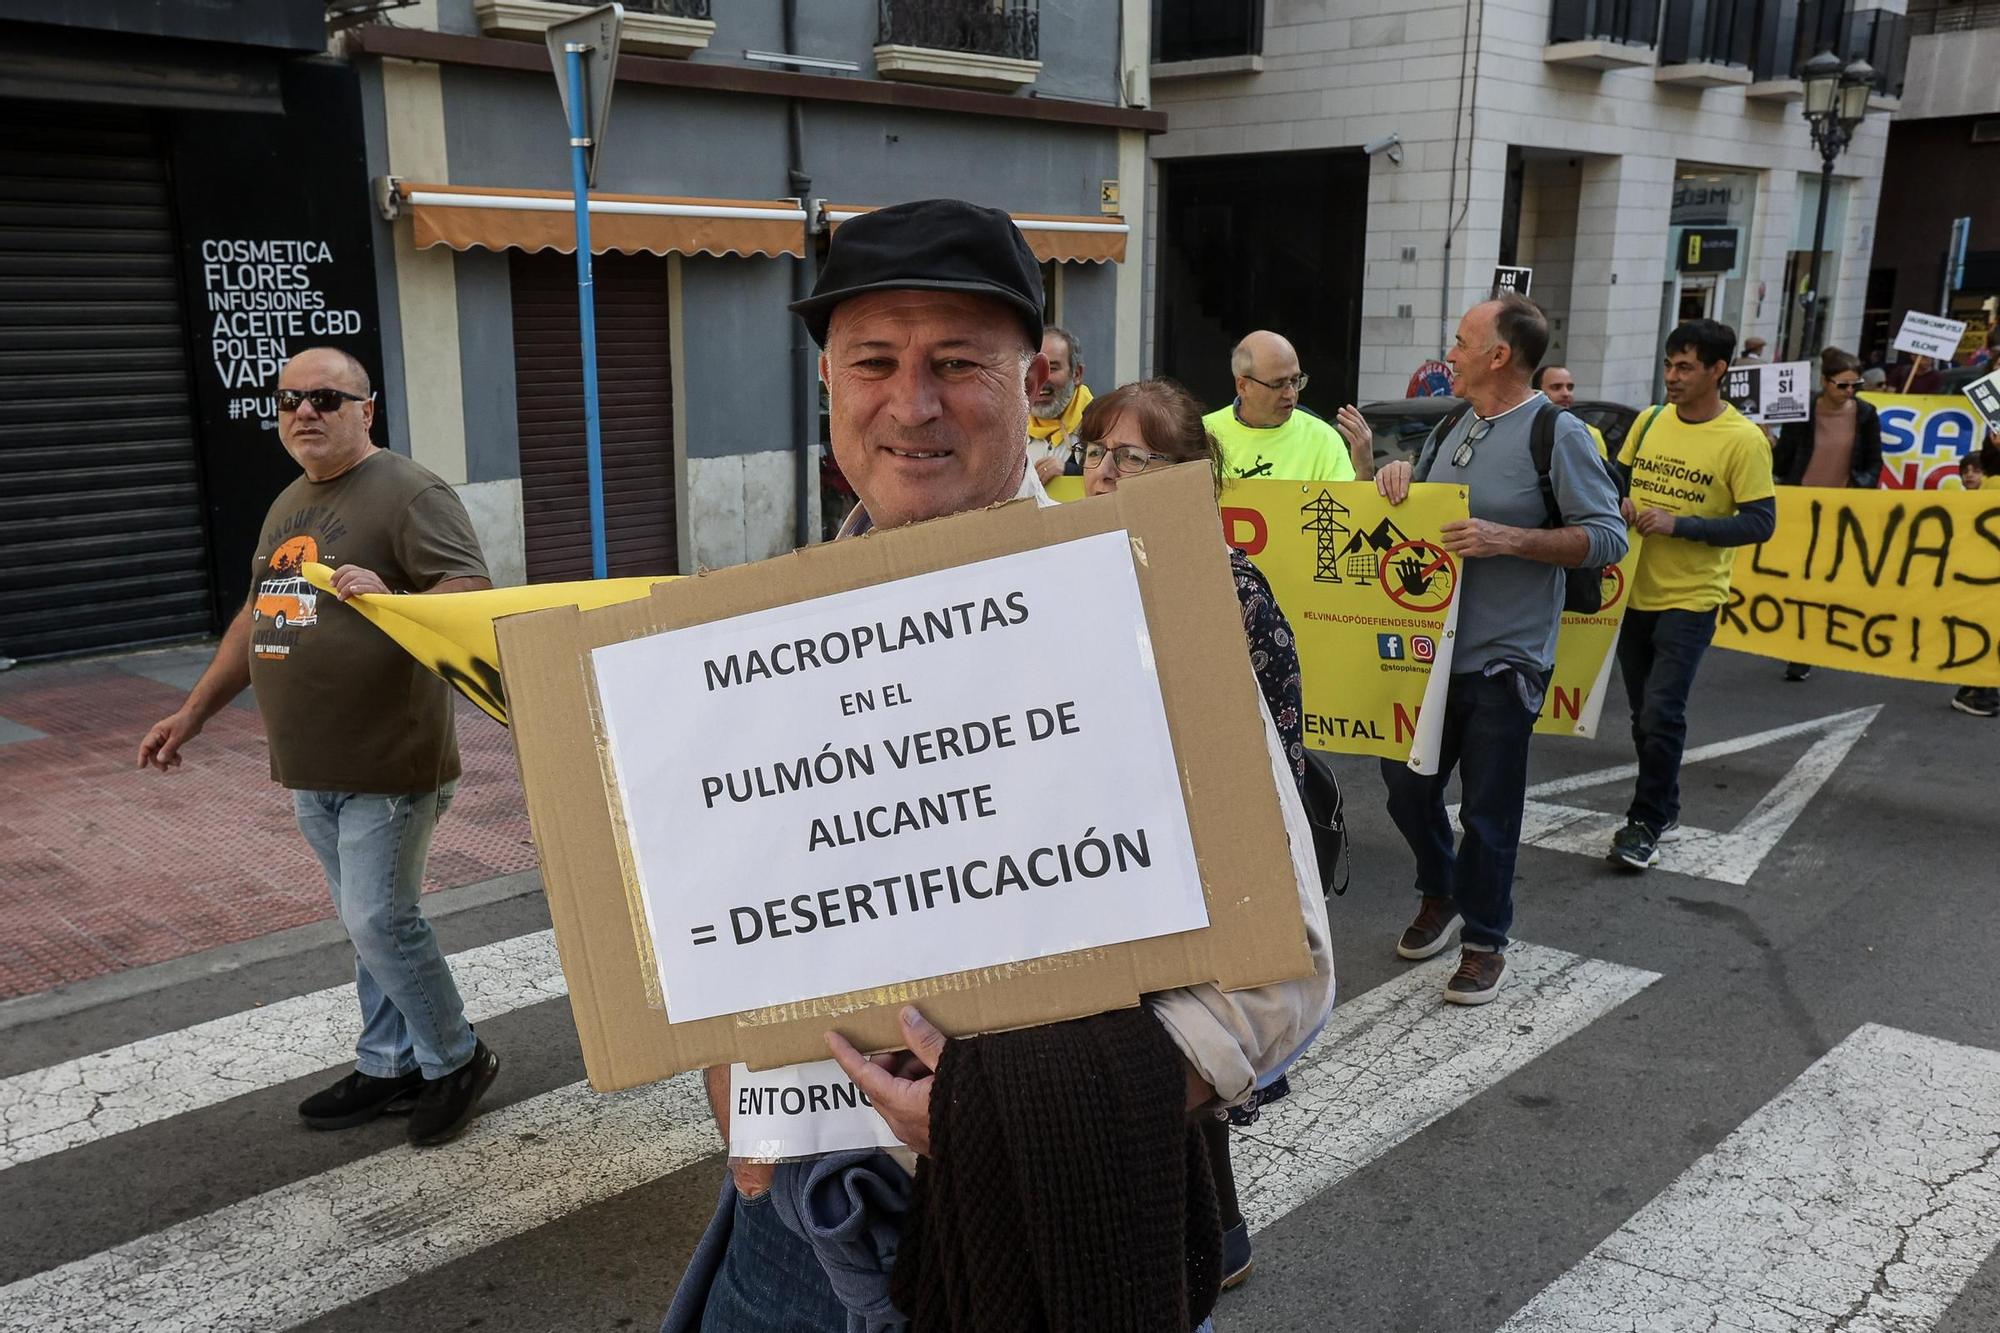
[0,644,535,999]
[3,648,1998,1332]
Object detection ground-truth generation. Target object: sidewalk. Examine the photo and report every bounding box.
[0,642,536,1001]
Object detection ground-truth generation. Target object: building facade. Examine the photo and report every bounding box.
[346,0,1156,588]
[1,0,1158,661]
[1142,0,1905,413]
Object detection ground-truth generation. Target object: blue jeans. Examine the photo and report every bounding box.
[293,785,476,1080]
[1616,608,1717,834]
[698,1189,849,1333]
[1380,669,1543,952]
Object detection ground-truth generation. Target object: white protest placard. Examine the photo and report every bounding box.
[728,1060,903,1160]
[590,530,1208,1023]
[1724,359,1812,424]
[1965,368,2000,435]
[1892,311,1968,363]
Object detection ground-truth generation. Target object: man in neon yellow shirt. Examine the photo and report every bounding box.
[1203,330,1372,482]
[1027,325,1091,484]
[1531,364,1608,458]
[1608,319,1776,871]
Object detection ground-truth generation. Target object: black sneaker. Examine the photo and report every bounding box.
[1220,1219,1253,1291]
[1951,687,1999,718]
[1608,820,1660,871]
[408,1040,500,1147]
[1783,663,1812,682]
[297,1069,424,1130]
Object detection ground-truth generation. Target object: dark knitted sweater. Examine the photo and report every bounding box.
[889,1008,1221,1332]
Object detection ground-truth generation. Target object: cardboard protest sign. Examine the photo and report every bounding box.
[1724,361,1811,425]
[591,530,1208,1024]
[1891,312,1968,363]
[1965,368,2000,437]
[496,464,1314,1088]
[1534,533,1643,738]
[728,1060,903,1160]
[1216,480,1468,772]
[1864,393,1990,489]
[1716,489,2000,686]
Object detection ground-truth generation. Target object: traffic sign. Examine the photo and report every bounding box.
[547,3,623,186]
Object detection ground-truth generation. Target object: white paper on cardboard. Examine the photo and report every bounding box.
[727,1060,905,1160]
[1892,312,1968,362]
[591,530,1208,1023]
[1725,360,1812,424]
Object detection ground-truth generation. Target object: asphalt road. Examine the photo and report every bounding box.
[4,648,1997,1332]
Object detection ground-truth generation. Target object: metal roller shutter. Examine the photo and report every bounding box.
[0,105,212,660]
[509,250,678,582]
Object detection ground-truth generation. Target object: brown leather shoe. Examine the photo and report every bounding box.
[1396,895,1462,960]
[1443,949,1507,1005]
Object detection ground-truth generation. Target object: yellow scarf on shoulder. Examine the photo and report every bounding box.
[1028,383,1092,446]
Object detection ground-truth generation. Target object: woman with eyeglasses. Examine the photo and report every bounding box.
[1771,348,1883,681]
[1079,378,1312,1294]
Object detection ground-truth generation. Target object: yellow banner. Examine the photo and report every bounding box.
[1715,489,2000,686]
[1534,533,1644,738]
[300,562,672,723]
[1214,479,1469,769]
[1863,392,1988,490]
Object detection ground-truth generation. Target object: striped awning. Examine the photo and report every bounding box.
[396,182,807,259]
[822,204,1129,264]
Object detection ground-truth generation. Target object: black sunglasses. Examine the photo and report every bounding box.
[1452,416,1496,468]
[275,387,371,414]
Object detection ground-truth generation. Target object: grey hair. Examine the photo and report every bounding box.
[1230,338,1255,377]
[1044,325,1083,369]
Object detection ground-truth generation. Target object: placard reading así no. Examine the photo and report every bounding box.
[590,530,1208,1023]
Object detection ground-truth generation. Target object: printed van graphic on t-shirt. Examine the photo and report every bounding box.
[253,512,345,659]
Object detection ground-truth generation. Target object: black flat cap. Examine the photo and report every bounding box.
[790,198,1044,348]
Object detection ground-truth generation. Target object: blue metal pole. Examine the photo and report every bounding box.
[565,42,608,579]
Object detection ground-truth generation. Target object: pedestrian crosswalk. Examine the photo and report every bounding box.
[4,925,1997,1333]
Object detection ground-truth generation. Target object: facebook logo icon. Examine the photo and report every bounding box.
[1377,634,1405,660]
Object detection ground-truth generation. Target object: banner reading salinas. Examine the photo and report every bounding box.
[1717,489,2000,686]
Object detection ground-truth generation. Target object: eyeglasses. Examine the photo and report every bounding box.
[275,387,371,414]
[1243,372,1309,393]
[1451,416,1496,469]
[1827,379,1863,391]
[1080,442,1172,476]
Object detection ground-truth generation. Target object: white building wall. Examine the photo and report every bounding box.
[1149,0,1891,405]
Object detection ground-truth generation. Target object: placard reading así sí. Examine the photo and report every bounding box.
[591,531,1209,1023]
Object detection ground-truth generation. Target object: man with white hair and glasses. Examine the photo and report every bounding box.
[1371,296,1626,1003]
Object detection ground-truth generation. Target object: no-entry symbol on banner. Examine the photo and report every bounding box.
[1380,540,1457,613]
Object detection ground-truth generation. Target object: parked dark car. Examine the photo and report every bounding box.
[1360,396,1642,467]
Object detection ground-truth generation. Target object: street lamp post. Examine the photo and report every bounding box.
[1798,49,1875,361]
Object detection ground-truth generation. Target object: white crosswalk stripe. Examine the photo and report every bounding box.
[0,1071,713,1333]
[1498,1023,2000,1332]
[0,930,566,1170]
[1230,943,1659,1229]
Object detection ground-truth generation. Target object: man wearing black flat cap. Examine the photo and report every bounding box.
[664,198,1332,1333]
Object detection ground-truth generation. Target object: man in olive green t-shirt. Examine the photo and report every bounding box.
[136,347,502,1148]
[1202,330,1374,482]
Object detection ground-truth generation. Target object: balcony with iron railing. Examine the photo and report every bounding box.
[1546,0,1665,68]
[874,0,1043,91]
[471,0,715,58]
[1908,0,2000,33]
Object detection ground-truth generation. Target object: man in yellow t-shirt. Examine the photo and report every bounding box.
[1608,319,1777,871]
[1202,329,1372,482]
[1026,325,1091,484]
